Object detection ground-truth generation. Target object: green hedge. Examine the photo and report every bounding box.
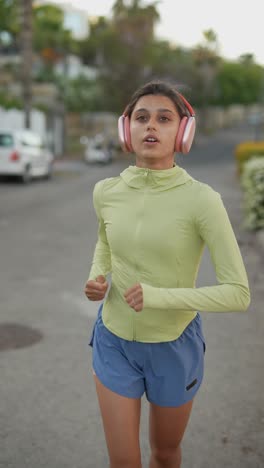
[0,92,22,109]
[240,156,264,230]
[234,141,264,175]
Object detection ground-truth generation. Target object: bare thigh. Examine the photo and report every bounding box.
[94,374,142,468]
[149,399,193,457]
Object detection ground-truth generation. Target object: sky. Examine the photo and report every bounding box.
[49,0,264,65]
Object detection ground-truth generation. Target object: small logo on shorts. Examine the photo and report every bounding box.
[186,378,197,391]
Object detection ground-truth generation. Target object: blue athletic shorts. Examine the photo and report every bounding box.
[89,304,206,407]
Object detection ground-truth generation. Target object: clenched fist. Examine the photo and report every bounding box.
[84,275,108,301]
[124,283,143,312]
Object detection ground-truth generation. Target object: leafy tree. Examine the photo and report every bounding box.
[215,61,264,106]
[78,16,110,66]
[0,0,20,50]
[191,29,221,107]
[0,90,22,108]
[2,0,264,114]
[56,75,105,112]
[202,29,219,52]
[33,4,74,64]
[146,40,196,92]
[79,0,161,112]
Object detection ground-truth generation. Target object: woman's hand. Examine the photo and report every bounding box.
[84,275,108,301]
[124,283,143,312]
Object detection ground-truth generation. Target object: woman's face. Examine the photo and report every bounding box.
[130,94,181,168]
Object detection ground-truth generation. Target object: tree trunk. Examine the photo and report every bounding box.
[20,0,33,129]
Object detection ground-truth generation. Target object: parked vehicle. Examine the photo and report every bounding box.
[0,129,54,183]
[81,133,113,165]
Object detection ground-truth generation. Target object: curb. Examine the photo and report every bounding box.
[53,160,87,173]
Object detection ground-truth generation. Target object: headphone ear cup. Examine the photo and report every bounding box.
[118,115,127,152]
[118,115,133,152]
[175,116,188,153]
[181,116,196,154]
[175,116,196,154]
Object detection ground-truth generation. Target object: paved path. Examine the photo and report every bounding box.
[0,123,263,468]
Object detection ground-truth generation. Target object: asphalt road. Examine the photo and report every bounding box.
[0,123,263,468]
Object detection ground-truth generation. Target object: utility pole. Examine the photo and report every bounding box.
[21,0,33,129]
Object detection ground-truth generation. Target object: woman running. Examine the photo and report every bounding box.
[84,80,250,468]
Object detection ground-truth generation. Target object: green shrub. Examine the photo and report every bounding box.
[240,156,264,230]
[0,92,22,109]
[234,141,264,175]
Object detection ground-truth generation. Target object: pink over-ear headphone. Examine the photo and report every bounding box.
[118,92,196,154]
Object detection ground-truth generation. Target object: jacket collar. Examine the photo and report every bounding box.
[120,164,193,191]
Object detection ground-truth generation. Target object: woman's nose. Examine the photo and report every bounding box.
[147,119,156,130]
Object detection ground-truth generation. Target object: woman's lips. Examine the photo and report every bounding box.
[143,136,159,145]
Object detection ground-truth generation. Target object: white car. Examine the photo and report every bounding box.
[0,129,54,183]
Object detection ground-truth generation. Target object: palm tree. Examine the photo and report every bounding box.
[21,0,33,128]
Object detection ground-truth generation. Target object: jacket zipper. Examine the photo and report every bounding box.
[132,169,149,340]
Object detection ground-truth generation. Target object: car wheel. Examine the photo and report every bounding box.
[20,164,32,184]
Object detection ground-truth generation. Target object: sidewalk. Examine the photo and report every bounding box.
[53,159,87,173]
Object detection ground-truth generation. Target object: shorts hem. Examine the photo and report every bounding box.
[146,380,203,408]
[93,365,144,400]
[146,394,195,408]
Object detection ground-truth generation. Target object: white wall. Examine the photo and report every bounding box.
[0,107,46,138]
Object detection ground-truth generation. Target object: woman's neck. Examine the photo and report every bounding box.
[135,157,175,170]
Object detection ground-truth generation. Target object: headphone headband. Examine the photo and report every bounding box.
[176,92,195,117]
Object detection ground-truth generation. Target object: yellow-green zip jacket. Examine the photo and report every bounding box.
[88,165,250,342]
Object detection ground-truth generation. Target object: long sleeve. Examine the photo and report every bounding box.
[87,180,112,281]
[141,188,251,312]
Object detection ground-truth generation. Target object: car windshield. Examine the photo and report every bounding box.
[0,133,14,147]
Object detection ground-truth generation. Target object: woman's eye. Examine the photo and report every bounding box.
[135,115,170,122]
